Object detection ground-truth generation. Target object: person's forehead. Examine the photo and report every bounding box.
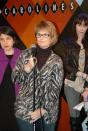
[0,33,10,37]
[37,29,50,33]
[0,33,12,39]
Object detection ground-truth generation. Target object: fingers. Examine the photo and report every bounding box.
[76,71,83,77]
[24,57,35,73]
[30,109,41,123]
[30,119,36,123]
[29,108,47,123]
[76,71,87,80]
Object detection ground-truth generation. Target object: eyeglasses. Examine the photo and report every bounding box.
[36,33,50,38]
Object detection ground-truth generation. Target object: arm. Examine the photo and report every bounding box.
[29,57,64,123]
[64,48,78,80]
[12,53,24,84]
[82,74,88,100]
[44,58,64,123]
[76,71,88,86]
[76,72,88,100]
[12,50,34,87]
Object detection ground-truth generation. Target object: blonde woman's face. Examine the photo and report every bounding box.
[36,29,52,49]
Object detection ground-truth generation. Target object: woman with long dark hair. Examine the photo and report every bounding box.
[64,13,88,131]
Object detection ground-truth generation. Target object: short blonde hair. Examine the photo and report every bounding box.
[35,20,58,45]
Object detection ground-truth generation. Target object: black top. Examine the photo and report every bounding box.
[0,55,18,130]
[36,45,51,70]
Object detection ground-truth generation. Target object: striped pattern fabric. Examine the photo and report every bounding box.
[12,48,64,124]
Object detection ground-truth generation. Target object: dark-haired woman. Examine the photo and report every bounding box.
[64,13,88,131]
[0,26,21,131]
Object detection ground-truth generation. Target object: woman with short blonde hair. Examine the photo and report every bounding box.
[35,20,58,45]
[12,20,63,131]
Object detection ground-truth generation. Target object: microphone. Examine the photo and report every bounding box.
[31,44,37,57]
[30,44,37,65]
[24,44,37,72]
[24,44,37,65]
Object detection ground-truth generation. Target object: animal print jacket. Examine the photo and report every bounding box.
[12,48,64,124]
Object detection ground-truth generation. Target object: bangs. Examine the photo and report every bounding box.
[0,26,16,38]
[75,13,88,26]
[35,21,50,35]
[76,19,88,26]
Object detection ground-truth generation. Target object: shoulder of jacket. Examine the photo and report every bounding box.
[21,48,31,55]
[52,52,63,64]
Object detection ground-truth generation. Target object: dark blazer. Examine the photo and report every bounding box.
[64,41,88,88]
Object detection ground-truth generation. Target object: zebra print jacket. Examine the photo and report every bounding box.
[12,48,64,124]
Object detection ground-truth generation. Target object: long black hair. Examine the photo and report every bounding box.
[73,13,88,48]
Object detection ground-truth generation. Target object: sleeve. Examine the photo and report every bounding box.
[44,58,64,123]
[12,51,32,87]
[64,48,78,80]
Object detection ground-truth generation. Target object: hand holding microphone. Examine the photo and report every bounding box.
[24,44,37,73]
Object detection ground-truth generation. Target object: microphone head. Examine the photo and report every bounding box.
[31,44,36,49]
[31,44,37,56]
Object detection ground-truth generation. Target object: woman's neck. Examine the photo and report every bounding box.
[36,45,51,70]
[76,37,84,49]
[36,45,51,55]
[4,48,14,55]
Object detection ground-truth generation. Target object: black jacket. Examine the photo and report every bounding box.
[64,41,88,88]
